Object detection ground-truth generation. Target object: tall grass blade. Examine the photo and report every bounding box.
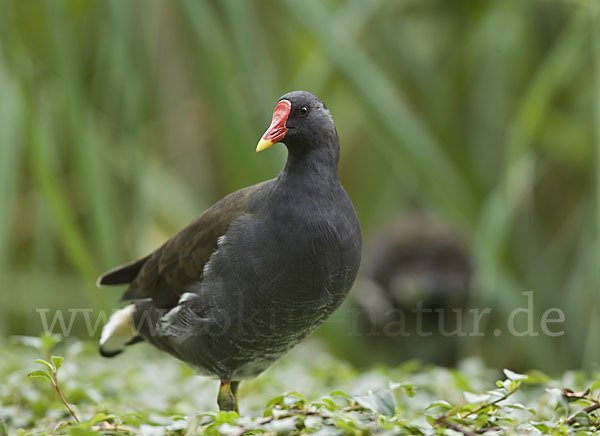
[476,8,589,304]
[0,52,23,268]
[26,97,105,309]
[582,0,600,369]
[44,0,118,269]
[282,0,475,226]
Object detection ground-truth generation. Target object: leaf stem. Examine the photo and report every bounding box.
[565,403,600,426]
[436,417,478,436]
[51,368,80,424]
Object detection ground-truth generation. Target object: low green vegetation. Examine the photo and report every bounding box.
[3,335,599,435]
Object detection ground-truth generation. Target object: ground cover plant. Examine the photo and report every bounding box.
[2,1,600,435]
[3,335,599,435]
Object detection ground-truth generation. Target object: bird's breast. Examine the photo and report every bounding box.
[260,207,359,298]
[201,182,361,314]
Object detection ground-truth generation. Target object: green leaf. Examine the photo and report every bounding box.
[524,369,551,384]
[265,417,297,434]
[35,359,54,372]
[121,412,147,425]
[215,410,239,423]
[265,394,284,409]
[320,398,336,410]
[303,415,323,429]
[67,427,101,436]
[390,381,416,397]
[464,391,490,403]
[28,370,52,381]
[282,392,305,409]
[354,389,396,416]
[572,412,591,426]
[51,355,64,371]
[329,389,350,399]
[503,369,528,381]
[218,423,244,436]
[425,415,437,426]
[0,419,8,436]
[508,380,523,393]
[90,413,111,424]
[425,400,453,410]
[507,403,535,414]
[308,425,340,436]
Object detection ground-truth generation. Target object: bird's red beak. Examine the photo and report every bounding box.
[256,99,292,152]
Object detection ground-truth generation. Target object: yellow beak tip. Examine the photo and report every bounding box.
[256,138,274,152]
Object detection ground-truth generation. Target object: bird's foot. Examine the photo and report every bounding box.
[217,380,239,413]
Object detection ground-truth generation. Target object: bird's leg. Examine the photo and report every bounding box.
[231,381,240,412]
[217,380,239,413]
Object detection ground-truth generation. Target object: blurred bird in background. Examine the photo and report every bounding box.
[351,212,472,366]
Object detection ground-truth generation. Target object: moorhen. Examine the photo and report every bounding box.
[98,91,362,412]
[353,212,472,366]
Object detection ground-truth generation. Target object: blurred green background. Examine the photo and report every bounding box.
[1,0,598,375]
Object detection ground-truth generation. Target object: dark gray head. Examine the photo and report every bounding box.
[257,91,339,160]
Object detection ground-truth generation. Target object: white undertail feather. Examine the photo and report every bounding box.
[100,305,137,354]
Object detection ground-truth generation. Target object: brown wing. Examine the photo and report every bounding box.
[97,181,270,308]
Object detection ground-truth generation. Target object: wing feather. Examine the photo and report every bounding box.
[98,180,270,308]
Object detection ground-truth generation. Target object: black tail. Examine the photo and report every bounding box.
[97,255,150,286]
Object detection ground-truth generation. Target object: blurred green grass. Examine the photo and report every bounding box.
[0,0,598,373]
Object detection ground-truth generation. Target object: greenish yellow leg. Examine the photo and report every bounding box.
[231,381,240,412]
[217,380,240,412]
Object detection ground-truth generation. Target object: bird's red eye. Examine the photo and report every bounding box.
[299,106,309,117]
